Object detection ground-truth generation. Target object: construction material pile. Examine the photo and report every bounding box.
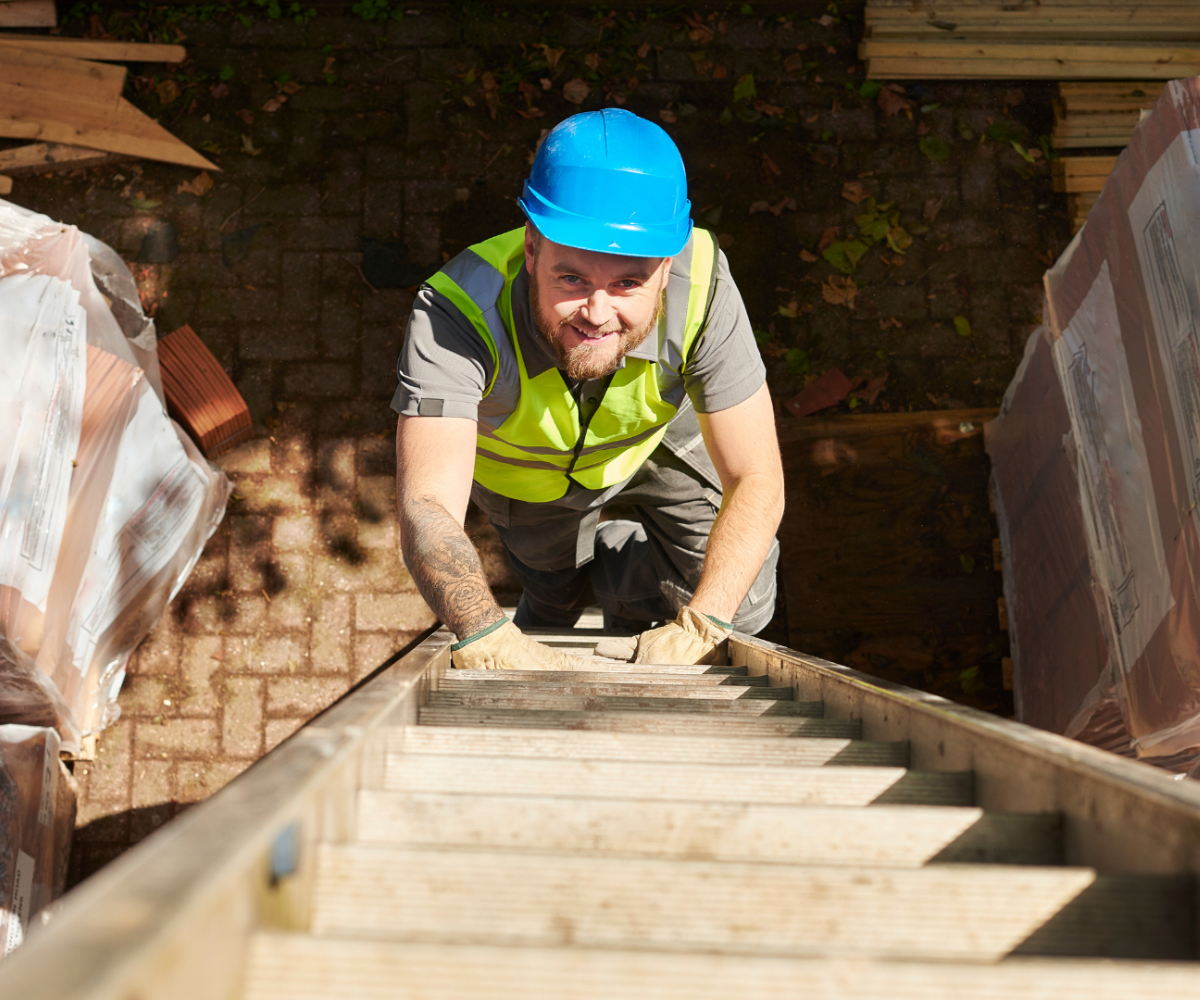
[987,77,1200,770]
[0,198,229,755]
[0,724,74,961]
[861,0,1200,80]
[0,18,214,196]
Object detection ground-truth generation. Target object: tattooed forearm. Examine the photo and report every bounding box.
[399,496,505,639]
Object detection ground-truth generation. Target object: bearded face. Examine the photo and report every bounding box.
[524,226,671,382]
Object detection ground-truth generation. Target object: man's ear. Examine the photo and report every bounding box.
[523,222,538,274]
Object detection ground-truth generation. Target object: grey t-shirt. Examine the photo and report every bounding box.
[391,235,765,422]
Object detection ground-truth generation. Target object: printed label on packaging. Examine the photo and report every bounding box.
[3,850,34,955]
[38,737,57,828]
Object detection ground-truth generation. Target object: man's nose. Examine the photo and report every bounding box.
[579,289,613,327]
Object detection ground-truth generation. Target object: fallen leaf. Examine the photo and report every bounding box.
[748,200,772,214]
[800,248,819,262]
[516,107,545,119]
[1003,88,1025,107]
[241,134,263,156]
[659,107,677,124]
[953,314,971,337]
[281,80,301,95]
[785,368,853,417]
[584,52,603,71]
[859,374,888,405]
[128,197,162,210]
[817,226,840,250]
[262,95,287,112]
[157,79,181,105]
[753,100,786,118]
[923,197,943,222]
[563,78,591,105]
[717,232,735,248]
[1039,250,1055,266]
[209,82,229,99]
[177,171,213,197]
[821,275,858,309]
[877,85,914,118]
[236,108,255,125]
[733,73,757,103]
[783,52,806,74]
[536,44,564,70]
[919,135,952,162]
[518,80,540,102]
[916,120,931,136]
[637,41,651,59]
[879,317,903,330]
[322,56,336,74]
[817,13,836,28]
[540,77,552,90]
[756,151,781,185]
[822,241,869,274]
[778,298,799,318]
[685,13,716,43]
[841,180,870,205]
[711,65,728,80]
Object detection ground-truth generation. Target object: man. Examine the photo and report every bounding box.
[393,108,783,669]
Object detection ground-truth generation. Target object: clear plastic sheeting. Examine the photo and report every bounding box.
[0,725,75,961]
[987,78,1200,771]
[0,199,229,752]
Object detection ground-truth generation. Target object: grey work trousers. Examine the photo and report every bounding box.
[470,445,780,634]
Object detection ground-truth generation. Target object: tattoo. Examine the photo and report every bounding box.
[399,496,505,639]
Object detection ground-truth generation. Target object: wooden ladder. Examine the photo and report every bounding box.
[2,630,1200,998]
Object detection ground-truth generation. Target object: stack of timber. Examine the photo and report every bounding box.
[0,33,214,195]
[3,628,1200,997]
[1052,83,1163,232]
[861,1,1200,80]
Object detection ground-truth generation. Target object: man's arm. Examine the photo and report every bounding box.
[394,414,505,639]
[689,381,785,622]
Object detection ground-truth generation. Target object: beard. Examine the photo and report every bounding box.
[529,267,664,381]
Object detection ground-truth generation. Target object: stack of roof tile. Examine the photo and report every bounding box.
[158,325,254,459]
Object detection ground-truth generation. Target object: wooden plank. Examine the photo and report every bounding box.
[243,936,1200,1000]
[866,56,1200,79]
[437,680,782,699]
[313,845,1194,960]
[0,173,10,195]
[360,791,1062,865]
[0,47,125,106]
[385,754,974,806]
[1058,81,1166,111]
[442,668,767,685]
[0,89,217,169]
[1053,157,1117,193]
[0,142,121,175]
[0,34,185,62]
[0,1,56,28]
[861,39,1200,62]
[394,726,911,766]
[418,706,863,737]
[425,690,816,716]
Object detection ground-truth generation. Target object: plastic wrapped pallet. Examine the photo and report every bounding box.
[0,724,75,960]
[987,77,1200,767]
[0,199,229,751]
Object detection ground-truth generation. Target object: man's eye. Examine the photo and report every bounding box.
[560,275,582,285]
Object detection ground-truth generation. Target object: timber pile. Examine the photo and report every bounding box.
[0,1,54,29]
[0,31,215,195]
[1052,154,1118,233]
[861,1,1200,80]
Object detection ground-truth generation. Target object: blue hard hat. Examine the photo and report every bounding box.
[518,109,693,258]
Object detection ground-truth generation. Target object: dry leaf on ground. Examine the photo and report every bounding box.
[923,197,944,222]
[537,44,564,70]
[157,79,181,105]
[859,374,888,405]
[841,180,870,205]
[749,196,798,216]
[821,275,857,309]
[784,367,853,417]
[262,95,287,112]
[209,83,229,99]
[659,107,677,124]
[637,42,652,59]
[237,108,255,125]
[177,171,213,197]
[563,78,591,105]
[800,249,819,262]
[241,135,263,156]
[817,226,840,250]
[584,52,602,71]
[879,317,903,330]
[878,85,915,118]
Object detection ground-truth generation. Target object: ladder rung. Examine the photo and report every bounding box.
[436,680,781,699]
[393,727,910,766]
[359,791,1062,866]
[441,669,769,686]
[417,708,861,738]
[312,846,1194,961]
[425,691,813,715]
[385,754,974,806]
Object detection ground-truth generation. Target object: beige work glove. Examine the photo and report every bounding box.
[633,605,733,666]
[451,618,590,671]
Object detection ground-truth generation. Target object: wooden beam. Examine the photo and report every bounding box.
[0,89,217,170]
[1053,156,1118,194]
[0,142,122,175]
[0,34,185,63]
[0,173,11,194]
[0,1,56,28]
[0,48,126,107]
[868,56,1200,79]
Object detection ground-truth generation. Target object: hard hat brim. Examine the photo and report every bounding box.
[519,185,693,259]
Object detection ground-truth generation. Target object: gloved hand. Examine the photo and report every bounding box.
[633,605,733,665]
[450,618,591,671]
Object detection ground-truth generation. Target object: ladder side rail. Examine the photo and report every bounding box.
[0,634,451,1000]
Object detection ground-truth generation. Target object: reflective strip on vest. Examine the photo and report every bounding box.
[432,227,717,502]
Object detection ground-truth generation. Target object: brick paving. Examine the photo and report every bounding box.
[3,2,1070,883]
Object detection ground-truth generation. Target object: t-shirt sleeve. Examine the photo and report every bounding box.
[391,284,496,419]
[681,248,767,414]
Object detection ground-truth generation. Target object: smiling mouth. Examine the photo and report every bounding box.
[568,324,620,341]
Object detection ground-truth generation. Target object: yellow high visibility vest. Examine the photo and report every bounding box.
[427,227,718,502]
